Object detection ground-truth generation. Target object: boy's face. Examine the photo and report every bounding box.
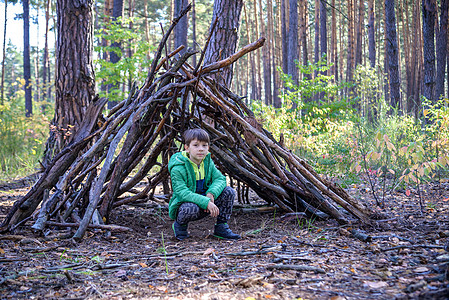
[185,138,209,164]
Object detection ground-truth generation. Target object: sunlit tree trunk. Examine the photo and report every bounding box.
[435,0,449,100]
[281,0,288,76]
[331,0,338,82]
[399,0,411,107]
[422,0,437,104]
[409,2,423,118]
[271,0,281,108]
[259,0,272,105]
[204,0,243,86]
[287,0,299,108]
[253,0,261,100]
[1,0,8,105]
[24,0,32,117]
[385,0,401,113]
[42,0,95,166]
[42,0,51,108]
[346,0,354,85]
[314,0,319,84]
[174,0,188,53]
[192,0,197,67]
[368,0,375,68]
[300,0,309,78]
[354,0,363,67]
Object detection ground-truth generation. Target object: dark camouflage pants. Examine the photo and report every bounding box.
[176,186,236,225]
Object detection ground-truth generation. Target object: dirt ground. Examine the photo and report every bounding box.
[0,177,448,300]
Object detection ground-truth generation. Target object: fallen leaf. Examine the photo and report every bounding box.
[0,248,5,255]
[415,267,429,273]
[406,190,411,196]
[203,248,215,256]
[364,281,388,289]
[115,269,127,277]
[139,262,148,268]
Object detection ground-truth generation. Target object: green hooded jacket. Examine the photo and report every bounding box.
[168,151,226,220]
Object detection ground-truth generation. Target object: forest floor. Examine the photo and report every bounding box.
[0,175,448,300]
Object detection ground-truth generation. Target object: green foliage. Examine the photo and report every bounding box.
[95,17,155,104]
[256,59,449,193]
[0,87,51,181]
[350,99,449,193]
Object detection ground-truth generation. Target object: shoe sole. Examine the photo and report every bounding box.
[212,234,240,240]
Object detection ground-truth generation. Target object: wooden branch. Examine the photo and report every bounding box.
[266,264,326,274]
[46,221,132,232]
[200,37,265,75]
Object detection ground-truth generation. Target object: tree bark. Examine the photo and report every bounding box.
[435,0,449,100]
[259,0,272,105]
[192,0,197,66]
[320,0,327,67]
[1,0,7,105]
[174,0,188,54]
[204,0,243,86]
[23,0,32,117]
[331,0,338,81]
[422,0,437,104]
[354,0,364,67]
[287,0,299,108]
[281,0,288,76]
[385,0,401,113]
[300,0,310,81]
[346,0,354,84]
[42,0,96,167]
[368,0,375,68]
[42,0,51,109]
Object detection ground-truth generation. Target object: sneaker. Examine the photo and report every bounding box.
[213,223,241,240]
[172,221,189,241]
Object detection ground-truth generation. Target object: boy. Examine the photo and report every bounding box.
[168,128,240,241]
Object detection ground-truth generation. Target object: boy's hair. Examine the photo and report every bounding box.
[183,128,210,145]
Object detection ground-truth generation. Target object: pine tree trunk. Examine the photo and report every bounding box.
[346,0,354,84]
[320,0,327,67]
[42,0,96,166]
[192,0,197,67]
[42,0,51,109]
[331,0,338,82]
[422,0,437,104]
[259,0,272,105]
[400,0,411,107]
[23,0,32,117]
[34,7,40,105]
[368,0,375,68]
[300,0,309,80]
[281,0,288,76]
[253,0,261,100]
[287,0,299,108]
[354,0,363,67]
[174,0,189,53]
[271,0,281,108]
[314,0,320,84]
[435,0,448,100]
[203,0,243,86]
[1,0,8,105]
[385,0,401,112]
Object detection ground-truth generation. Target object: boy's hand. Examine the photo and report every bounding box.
[206,193,215,203]
[206,201,219,217]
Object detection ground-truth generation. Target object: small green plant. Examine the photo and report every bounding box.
[160,232,169,275]
[91,255,104,264]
